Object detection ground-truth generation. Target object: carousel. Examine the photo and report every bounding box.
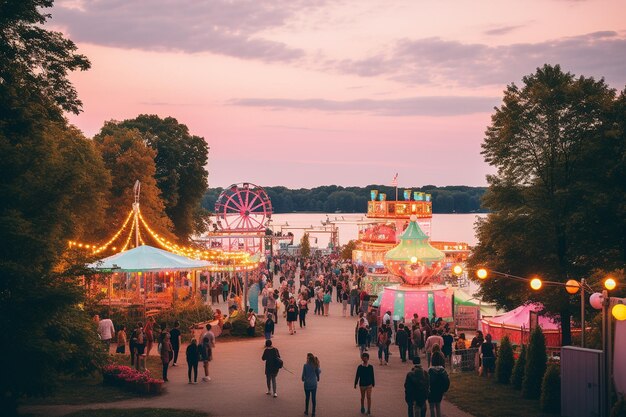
[374,215,454,322]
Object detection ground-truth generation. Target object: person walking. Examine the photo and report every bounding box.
[264,313,275,340]
[377,326,390,366]
[144,316,155,357]
[159,332,173,382]
[323,290,331,316]
[130,322,145,369]
[480,333,496,377]
[186,338,199,384]
[341,288,349,317]
[354,352,375,415]
[247,308,257,337]
[302,353,321,416]
[441,327,453,368]
[97,313,115,351]
[350,286,360,316]
[200,323,216,382]
[222,280,229,302]
[357,318,369,356]
[286,297,299,335]
[262,339,281,397]
[424,330,443,367]
[404,356,429,417]
[396,323,409,363]
[170,321,181,366]
[428,352,450,417]
[298,295,308,328]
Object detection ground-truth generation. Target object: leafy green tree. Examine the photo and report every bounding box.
[495,335,514,384]
[540,363,561,413]
[300,233,311,258]
[522,326,547,399]
[511,343,527,389]
[469,65,625,345]
[0,0,91,116]
[93,123,175,245]
[113,115,209,240]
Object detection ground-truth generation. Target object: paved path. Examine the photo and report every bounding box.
[23,288,472,417]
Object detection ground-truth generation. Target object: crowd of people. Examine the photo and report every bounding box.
[93,253,497,417]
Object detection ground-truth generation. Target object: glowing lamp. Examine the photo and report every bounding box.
[452,265,463,276]
[604,277,617,291]
[589,292,604,310]
[612,304,626,321]
[410,256,418,264]
[530,278,542,291]
[476,268,488,280]
[565,279,580,294]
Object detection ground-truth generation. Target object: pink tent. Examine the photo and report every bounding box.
[481,303,578,347]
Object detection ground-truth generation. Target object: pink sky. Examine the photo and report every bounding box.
[53,0,626,188]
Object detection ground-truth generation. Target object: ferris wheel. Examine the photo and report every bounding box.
[215,182,272,231]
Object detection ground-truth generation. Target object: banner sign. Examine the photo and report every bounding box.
[455,305,480,329]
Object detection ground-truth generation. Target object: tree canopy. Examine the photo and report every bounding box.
[468,64,626,345]
[112,115,210,240]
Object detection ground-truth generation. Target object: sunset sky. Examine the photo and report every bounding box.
[52,0,626,188]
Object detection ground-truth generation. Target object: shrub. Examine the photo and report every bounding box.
[495,335,514,384]
[154,299,213,337]
[511,343,527,389]
[228,312,263,337]
[522,326,547,399]
[611,394,626,417]
[540,363,561,413]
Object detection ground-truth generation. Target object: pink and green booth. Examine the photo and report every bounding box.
[377,216,452,322]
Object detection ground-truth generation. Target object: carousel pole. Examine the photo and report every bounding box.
[244,270,248,312]
[133,180,141,248]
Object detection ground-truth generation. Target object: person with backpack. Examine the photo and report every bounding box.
[404,356,429,417]
[262,339,281,397]
[428,351,450,417]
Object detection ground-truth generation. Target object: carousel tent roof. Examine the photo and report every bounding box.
[384,218,445,263]
[89,245,210,272]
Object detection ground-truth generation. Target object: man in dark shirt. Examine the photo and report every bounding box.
[354,352,375,415]
[405,356,429,417]
[396,323,409,362]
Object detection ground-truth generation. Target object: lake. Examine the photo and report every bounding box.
[269,213,486,247]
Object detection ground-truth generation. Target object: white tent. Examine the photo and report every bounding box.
[89,245,210,272]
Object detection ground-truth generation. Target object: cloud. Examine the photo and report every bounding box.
[231,96,499,116]
[52,0,326,62]
[333,31,626,88]
[484,25,524,36]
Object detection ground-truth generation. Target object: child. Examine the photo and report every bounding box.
[354,352,375,415]
[264,313,275,340]
[186,338,199,384]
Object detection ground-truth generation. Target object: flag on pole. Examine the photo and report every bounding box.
[392,173,398,187]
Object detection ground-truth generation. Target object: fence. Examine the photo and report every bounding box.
[452,347,479,373]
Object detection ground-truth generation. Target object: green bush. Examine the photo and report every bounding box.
[228,312,263,337]
[522,326,547,399]
[495,335,514,384]
[540,363,561,413]
[153,299,213,337]
[511,343,527,389]
[611,394,626,417]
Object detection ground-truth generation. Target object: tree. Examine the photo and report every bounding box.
[93,123,174,245]
[0,0,90,115]
[341,240,357,260]
[113,115,209,241]
[300,233,311,258]
[540,363,561,413]
[469,65,624,345]
[522,326,547,399]
[511,343,527,389]
[495,335,514,384]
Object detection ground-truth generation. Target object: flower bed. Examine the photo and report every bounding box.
[102,364,164,395]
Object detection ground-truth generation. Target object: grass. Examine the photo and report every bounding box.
[23,354,164,406]
[446,372,558,417]
[63,408,209,417]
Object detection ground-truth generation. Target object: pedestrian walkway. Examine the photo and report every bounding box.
[23,287,472,417]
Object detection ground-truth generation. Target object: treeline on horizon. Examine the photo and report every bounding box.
[203,185,487,214]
